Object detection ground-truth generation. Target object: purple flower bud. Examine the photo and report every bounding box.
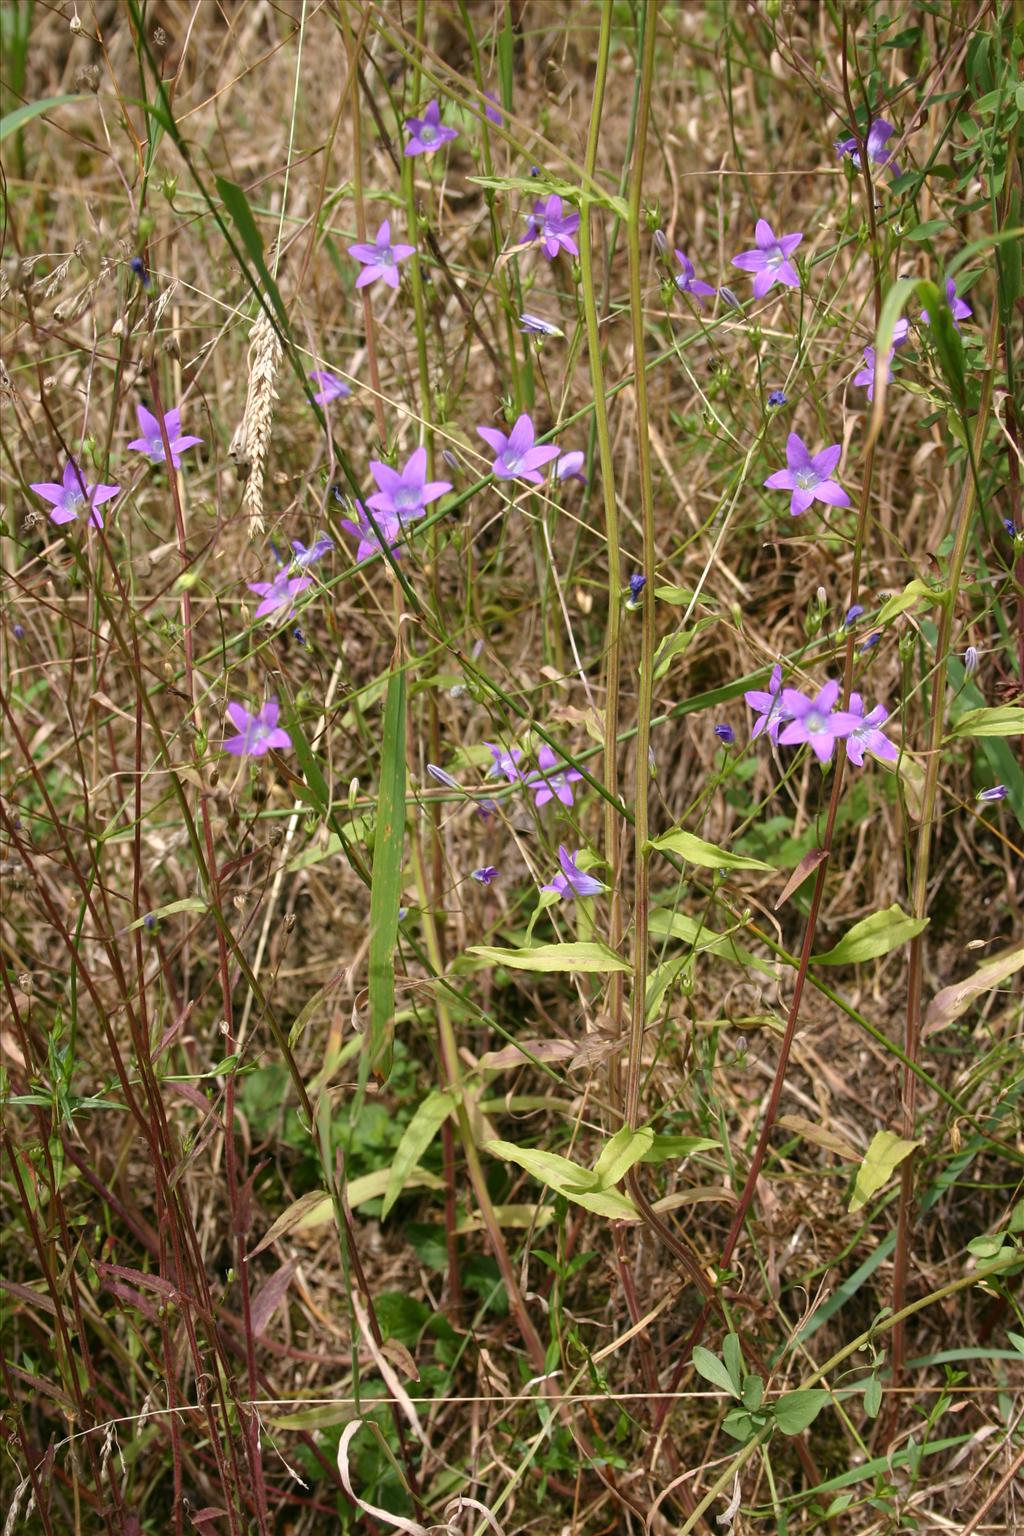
[627,573,646,608]
[13,623,25,639]
[143,912,156,930]
[767,390,787,407]
[1004,519,1021,541]
[977,785,1007,802]
[714,723,735,744]
[860,633,881,652]
[653,229,669,255]
[719,285,740,309]
[844,604,865,626]
[963,646,979,676]
[442,449,459,470]
[427,763,461,790]
[476,798,498,822]
[471,866,499,885]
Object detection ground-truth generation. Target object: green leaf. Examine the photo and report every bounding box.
[642,1134,721,1163]
[486,1140,637,1219]
[924,942,1024,1033]
[380,1090,456,1219]
[864,1375,883,1418]
[949,705,1024,739]
[723,1333,744,1395]
[691,1346,739,1397]
[876,578,946,626]
[742,1374,765,1411]
[904,219,948,241]
[649,909,775,976]
[722,1408,756,1441]
[589,1126,654,1190]
[214,175,290,333]
[648,828,773,872]
[850,1130,921,1213]
[367,666,407,1076]
[128,898,206,929]
[467,942,631,973]
[0,94,88,142]
[812,904,928,965]
[774,1388,831,1435]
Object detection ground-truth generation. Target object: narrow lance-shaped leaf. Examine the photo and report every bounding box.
[467,942,631,973]
[381,1090,456,1219]
[850,1130,922,1213]
[367,664,407,1077]
[648,827,773,872]
[812,904,928,966]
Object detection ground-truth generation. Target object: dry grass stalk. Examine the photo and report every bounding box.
[230,301,281,537]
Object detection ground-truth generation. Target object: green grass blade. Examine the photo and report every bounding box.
[367,665,407,1078]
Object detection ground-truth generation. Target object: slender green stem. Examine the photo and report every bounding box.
[578,0,625,1105]
[624,0,658,1131]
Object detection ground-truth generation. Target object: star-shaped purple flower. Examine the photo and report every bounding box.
[673,250,717,305]
[853,344,895,402]
[367,446,451,525]
[529,745,583,809]
[921,277,972,331]
[745,663,790,742]
[844,693,899,766]
[339,499,402,564]
[524,195,580,260]
[835,119,900,175]
[541,845,606,900]
[764,433,851,516]
[348,220,415,290]
[477,413,560,483]
[248,569,313,621]
[223,698,291,756]
[309,370,351,406]
[404,99,458,157]
[472,865,499,884]
[30,460,120,529]
[777,681,860,764]
[731,219,803,299]
[127,405,202,467]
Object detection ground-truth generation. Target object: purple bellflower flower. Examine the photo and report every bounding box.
[404,99,458,157]
[731,219,803,298]
[673,250,717,305]
[472,865,500,884]
[745,663,788,741]
[555,451,587,485]
[853,344,895,402]
[309,370,351,405]
[347,220,415,290]
[921,277,972,330]
[485,742,525,782]
[223,698,291,757]
[844,693,899,766]
[248,570,313,621]
[291,536,333,567]
[127,404,202,467]
[339,500,402,564]
[777,681,860,764]
[835,119,900,174]
[477,413,560,483]
[524,195,580,260]
[764,433,851,516]
[481,90,502,127]
[541,846,607,900]
[892,317,910,346]
[844,603,865,626]
[977,785,1007,803]
[529,745,583,809]
[367,446,451,526]
[767,390,788,408]
[30,460,119,529]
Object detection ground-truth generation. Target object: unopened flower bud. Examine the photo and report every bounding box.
[963,645,979,676]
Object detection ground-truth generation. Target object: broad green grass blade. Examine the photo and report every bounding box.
[1,94,86,141]
[367,665,407,1078]
[215,174,290,332]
